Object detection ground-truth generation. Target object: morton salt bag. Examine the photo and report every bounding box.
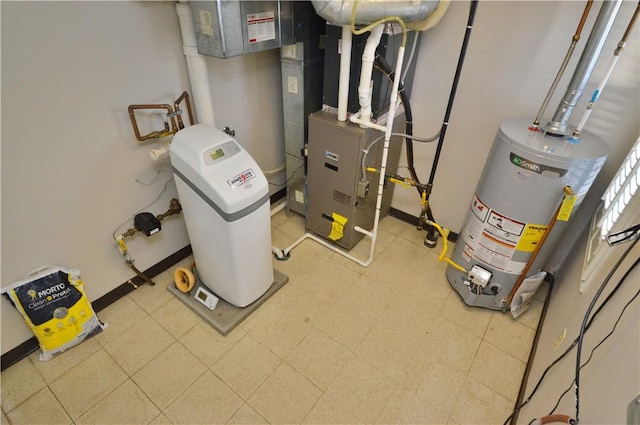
[3,266,106,361]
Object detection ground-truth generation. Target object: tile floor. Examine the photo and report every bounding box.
[1,211,546,424]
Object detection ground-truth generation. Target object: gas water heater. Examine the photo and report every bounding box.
[446,118,608,310]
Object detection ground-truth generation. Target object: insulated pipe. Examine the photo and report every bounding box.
[311,0,439,25]
[176,2,216,127]
[357,24,385,126]
[337,25,353,122]
[545,0,623,135]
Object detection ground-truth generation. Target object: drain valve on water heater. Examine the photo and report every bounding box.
[468,265,492,288]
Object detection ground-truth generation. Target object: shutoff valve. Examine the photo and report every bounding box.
[468,265,492,288]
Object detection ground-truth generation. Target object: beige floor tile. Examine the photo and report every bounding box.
[28,336,101,384]
[379,235,428,267]
[352,321,419,383]
[102,315,174,375]
[1,357,47,412]
[375,384,450,424]
[49,349,127,419]
[179,321,246,367]
[248,306,314,358]
[164,370,243,424]
[438,292,494,338]
[5,387,72,425]
[305,255,361,297]
[227,403,269,424]
[332,274,398,320]
[151,296,200,338]
[286,327,352,390]
[484,313,536,362]
[327,227,398,272]
[450,376,514,425]
[397,223,432,247]
[314,302,377,352]
[211,334,281,399]
[94,295,148,345]
[302,393,363,424]
[75,379,159,425]
[378,215,412,235]
[132,341,206,409]
[322,356,396,423]
[362,252,426,292]
[421,316,482,374]
[149,412,172,424]
[413,359,467,417]
[248,362,322,424]
[276,212,307,239]
[1,410,9,425]
[270,208,289,228]
[128,270,175,314]
[468,341,526,401]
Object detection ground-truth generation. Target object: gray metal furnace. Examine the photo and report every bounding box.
[306,110,404,250]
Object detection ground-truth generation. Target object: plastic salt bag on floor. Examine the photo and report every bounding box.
[3,266,106,361]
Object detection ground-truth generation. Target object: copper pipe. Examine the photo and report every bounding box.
[128,104,175,141]
[504,186,575,309]
[532,1,593,128]
[156,198,182,221]
[174,91,194,130]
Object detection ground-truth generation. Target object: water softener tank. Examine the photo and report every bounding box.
[170,124,274,307]
[446,117,608,310]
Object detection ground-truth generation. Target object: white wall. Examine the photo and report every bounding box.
[0,1,285,355]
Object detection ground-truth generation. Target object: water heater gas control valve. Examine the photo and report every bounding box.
[468,265,492,288]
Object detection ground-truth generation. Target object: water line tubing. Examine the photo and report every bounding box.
[422,0,478,245]
[531,1,593,130]
[569,1,640,141]
[278,9,408,268]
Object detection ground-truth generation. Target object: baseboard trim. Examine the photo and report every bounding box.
[1,245,193,371]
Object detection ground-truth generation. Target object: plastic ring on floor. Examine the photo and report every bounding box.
[174,267,195,293]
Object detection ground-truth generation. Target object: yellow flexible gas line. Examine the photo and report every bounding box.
[427,220,467,273]
[350,1,408,47]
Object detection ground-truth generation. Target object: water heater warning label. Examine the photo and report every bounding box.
[461,194,545,274]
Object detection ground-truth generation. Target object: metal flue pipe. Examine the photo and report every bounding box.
[544,0,623,135]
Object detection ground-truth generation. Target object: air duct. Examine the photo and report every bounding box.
[311,0,440,25]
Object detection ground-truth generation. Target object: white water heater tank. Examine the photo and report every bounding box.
[170,124,274,307]
[446,117,609,310]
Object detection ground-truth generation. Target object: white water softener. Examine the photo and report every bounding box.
[170,124,274,307]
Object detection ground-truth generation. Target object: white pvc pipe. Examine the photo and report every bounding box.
[357,24,384,126]
[280,44,407,268]
[176,2,216,127]
[337,25,352,122]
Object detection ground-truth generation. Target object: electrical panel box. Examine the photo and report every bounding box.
[306,110,404,250]
[191,1,295,58]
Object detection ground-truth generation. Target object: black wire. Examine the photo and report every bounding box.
[549,286,640,415]
[503,249,640,425]
[427,0,478,187]
[574,236,639,422]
